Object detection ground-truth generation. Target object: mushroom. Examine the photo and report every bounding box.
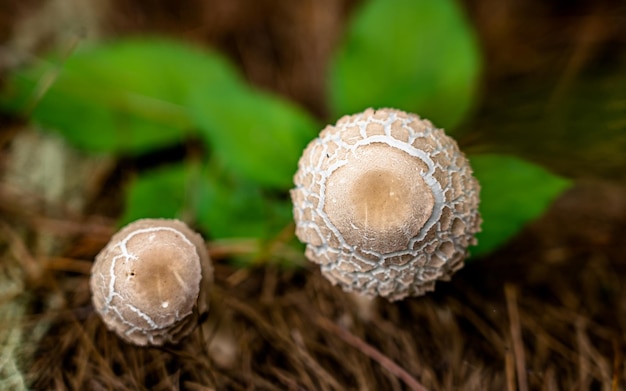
[90,218,213,346]
[291,108,481,301]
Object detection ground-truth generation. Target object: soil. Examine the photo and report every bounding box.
[1,0,626,390]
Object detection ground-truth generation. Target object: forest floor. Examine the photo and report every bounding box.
[1,0,626,389]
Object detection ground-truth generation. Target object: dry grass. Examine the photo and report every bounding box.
[0,178,625,389]
[15,186,626,390]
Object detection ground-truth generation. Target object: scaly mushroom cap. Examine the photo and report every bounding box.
[291,108,481,301]
[90,219,213,346]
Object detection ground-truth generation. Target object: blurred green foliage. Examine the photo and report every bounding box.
[0,40,235,153]
[469,155,572,257]
[329,0,480,129]
[0,0,571,262]
[190,88,318,189]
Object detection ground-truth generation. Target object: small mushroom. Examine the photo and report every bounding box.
[291,108,481,301]
[90,218,213,346]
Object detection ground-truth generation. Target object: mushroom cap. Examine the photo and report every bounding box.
[291,108,481,301]
[90,218,213,346]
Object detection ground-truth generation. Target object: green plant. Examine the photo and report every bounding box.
[0,0,570,263]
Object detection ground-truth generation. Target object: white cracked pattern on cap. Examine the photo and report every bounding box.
[291,108,481,301]
[90,219,212,345]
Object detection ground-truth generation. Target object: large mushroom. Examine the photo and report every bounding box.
[291,108,481,301]
[90,218,213,346]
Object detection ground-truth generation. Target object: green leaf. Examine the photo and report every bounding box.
[120,163,196,225]
[0,38,243,153]
[329,0,481,129]
[190,87,318,189]
[195,164,293,238]
[2,37,319,188]
[120,161,294,240]
[470,154,572,257]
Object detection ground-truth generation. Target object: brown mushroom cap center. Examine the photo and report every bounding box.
[122,237,201,321]
[324,143,435,253]
[350,170,413,230]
